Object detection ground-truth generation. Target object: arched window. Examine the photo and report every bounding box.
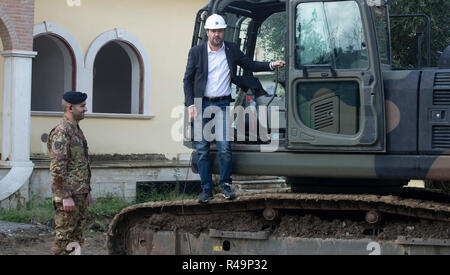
[31,35,74,111]
[93,41,142,114]
[85,28,151,116]
[32,22,83,112]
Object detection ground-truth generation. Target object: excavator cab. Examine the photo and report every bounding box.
[187,0,288,146]
[185,0,386,153]
[287,0,386,151]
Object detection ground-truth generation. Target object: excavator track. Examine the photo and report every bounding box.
[107,189,450,255]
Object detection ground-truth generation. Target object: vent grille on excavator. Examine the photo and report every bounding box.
[433,72,450,105]
[312,96,339,133]
[432,125,450,149]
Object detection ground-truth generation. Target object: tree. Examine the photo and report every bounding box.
[390,0,450,67]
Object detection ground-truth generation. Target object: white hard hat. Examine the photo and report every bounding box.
[204,14,227,30]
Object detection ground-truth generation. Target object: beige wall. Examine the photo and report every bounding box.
[0,40,3,151]
[0,0,209,159]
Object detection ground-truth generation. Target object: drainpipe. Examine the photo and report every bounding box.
[0,50,37,206]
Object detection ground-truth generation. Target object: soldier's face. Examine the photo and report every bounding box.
[71,102,87,121]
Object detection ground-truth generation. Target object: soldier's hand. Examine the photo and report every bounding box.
[63,197,76,212]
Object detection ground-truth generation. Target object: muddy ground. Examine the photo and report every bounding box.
[0,221,109,255]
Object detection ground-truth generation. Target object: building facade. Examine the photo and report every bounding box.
[0,0,208,207]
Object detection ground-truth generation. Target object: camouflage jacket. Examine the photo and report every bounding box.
[47,117,91,202]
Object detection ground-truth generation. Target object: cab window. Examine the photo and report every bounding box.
[254,12,286,96]
[295,1,369,69]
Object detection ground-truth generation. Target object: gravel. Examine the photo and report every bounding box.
[0,220,52,235]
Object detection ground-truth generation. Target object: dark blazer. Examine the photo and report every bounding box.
[183,41,272,107]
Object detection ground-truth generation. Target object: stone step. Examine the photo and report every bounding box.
[232,175,280,181]
[233,178,287,192]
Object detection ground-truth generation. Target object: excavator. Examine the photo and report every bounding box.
[107,0,450,255]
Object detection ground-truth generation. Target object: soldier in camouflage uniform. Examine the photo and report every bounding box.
[47,91,93,255]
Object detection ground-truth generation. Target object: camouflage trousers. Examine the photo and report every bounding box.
[52,193,88,255]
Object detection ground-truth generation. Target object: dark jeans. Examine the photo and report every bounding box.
[194,98,232,192]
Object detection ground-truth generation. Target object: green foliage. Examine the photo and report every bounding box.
[256,1,448,68]
[0,197,54,224]
[258,12,286,61]
[136,185,197,204]
[390,0,450,67]
[0,195,132,225]
[87,195,132,218]
[295,9,329,66]
[257,12,287,81]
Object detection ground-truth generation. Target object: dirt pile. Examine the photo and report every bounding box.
[144,212,268,237]
[140,211,450,241]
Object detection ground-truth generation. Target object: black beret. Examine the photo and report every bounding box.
[63,91,87,104]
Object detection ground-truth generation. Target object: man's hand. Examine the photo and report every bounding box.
[88,193,94,207]
[188,105,197,121]
[62,197,76,212]
[271,60,286,69]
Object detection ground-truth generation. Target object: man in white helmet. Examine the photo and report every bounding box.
[183,13,285,203]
